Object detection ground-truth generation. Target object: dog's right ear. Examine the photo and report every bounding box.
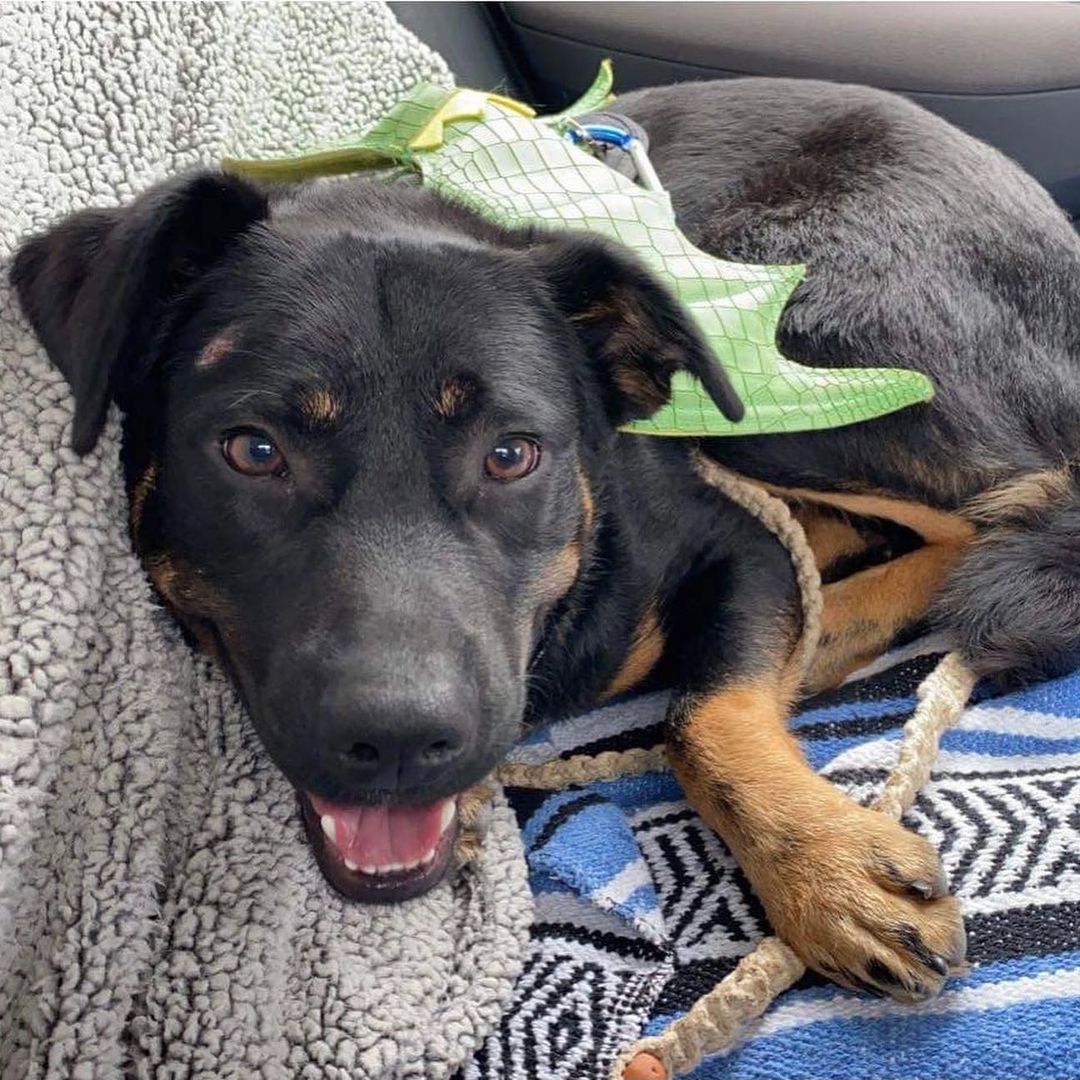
[529,232,744,428]
[10,171,268,454]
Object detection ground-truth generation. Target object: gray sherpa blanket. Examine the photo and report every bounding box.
[0,4,532,1077]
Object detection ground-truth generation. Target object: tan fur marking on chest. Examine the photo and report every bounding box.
[601,607,665,701]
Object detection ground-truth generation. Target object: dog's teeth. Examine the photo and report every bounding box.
[321,815,337,845]
[324,803,454,877]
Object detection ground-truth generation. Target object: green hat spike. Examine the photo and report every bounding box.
[224,63,933,437]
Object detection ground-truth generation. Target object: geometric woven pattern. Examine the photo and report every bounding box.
[465,648,1080,1079]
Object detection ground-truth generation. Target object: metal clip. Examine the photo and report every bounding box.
[563,119,666,194]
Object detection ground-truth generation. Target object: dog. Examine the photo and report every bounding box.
[13,77,1080,1004]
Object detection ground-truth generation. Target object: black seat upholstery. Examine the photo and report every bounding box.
[502,2,1080,217]
[393,2,1080,218]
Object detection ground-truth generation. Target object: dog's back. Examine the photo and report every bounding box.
[622,78,1080,680]
[622,78,1080,494]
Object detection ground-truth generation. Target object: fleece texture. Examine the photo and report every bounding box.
[0,4,532,1077]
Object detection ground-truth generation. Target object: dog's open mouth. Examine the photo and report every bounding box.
[299,791,459,902]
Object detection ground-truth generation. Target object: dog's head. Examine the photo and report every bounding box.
[12,171,739,900]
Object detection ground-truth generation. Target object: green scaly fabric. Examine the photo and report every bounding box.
[224,64,933,437]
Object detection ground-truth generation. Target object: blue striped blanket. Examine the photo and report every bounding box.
[466,641,1080,1080]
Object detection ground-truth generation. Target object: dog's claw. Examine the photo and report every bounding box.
[928,953,950,977]
[751,793,967,1005]
[853,976,889,999]
[909,879,937,900]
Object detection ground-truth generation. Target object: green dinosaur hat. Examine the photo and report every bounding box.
[224,63,933,437]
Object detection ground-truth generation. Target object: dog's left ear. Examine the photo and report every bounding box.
[532,234,743,426]
[10,170,268,454]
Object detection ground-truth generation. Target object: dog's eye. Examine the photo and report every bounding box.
[484,436,541,482]
[221,430,287,477]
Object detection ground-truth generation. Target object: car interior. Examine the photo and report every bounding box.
[5,6,1080,1077]
[391,1,1080,221]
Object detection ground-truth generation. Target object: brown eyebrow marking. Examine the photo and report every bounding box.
[194,329,237,369]
[299,388,343,428]
[434,376,476,419]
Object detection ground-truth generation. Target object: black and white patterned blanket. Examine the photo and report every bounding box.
[466,641,1080,1079]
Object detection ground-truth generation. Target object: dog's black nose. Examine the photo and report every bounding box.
[319,673,475,792]
[333,718,469,789]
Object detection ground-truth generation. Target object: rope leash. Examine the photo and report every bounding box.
[483,466,975,1080]
[497,459,823,795]
[613,651,976,1080]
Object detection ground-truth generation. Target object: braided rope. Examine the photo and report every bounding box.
[498,461,821,793]
[612,650,976,1079]
[497,746,669,790]
[873,652,977,819]
[480,465,975,1080]
[691,454,823,680]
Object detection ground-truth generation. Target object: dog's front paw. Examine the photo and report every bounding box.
[757,793,967,1002]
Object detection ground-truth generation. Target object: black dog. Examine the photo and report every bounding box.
[14,78,1080,1004]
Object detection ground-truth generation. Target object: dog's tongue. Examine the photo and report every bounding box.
[309,793,455,871]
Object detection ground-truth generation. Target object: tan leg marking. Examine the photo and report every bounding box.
[742,474,977,692]
[756,479,976,546]
[808,542,965,693]
[795,504,873,574]
[667,678,965,1001]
